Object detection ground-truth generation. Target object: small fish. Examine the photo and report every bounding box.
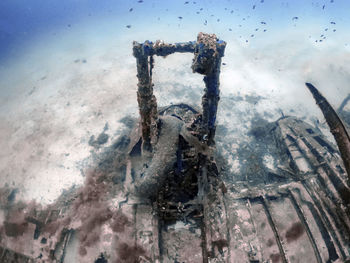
[252,5,256,9]
[196,11,200,14]
[230,10,234,14]
[333,29,336,32]
[325,28,328,31]
[129,8,133,12]
[292,16,298,20]
[222,62,227,65]
[217,19,220,22]
[330,21,336,24]
[184,1,189,4]
[330,0,334,2]
[138,0,143,3]
[67,24,71,27]
[204,20,207,25]
[263,29,267,32]
[261,0,264,2]
[255,28,259,31]
[323,5,325,9]
[200,8,203,10]
[261,21,266,24]
[229,28,232,31]
[178,16,183,19]
[251,34,254,37]
[126,25,131,28]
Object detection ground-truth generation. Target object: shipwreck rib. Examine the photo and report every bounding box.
[305,82,350,181]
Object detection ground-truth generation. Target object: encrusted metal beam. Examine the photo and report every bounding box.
[133,42,158,152]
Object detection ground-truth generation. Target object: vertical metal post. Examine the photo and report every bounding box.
[192,33,226,145]
[133,41,158,152]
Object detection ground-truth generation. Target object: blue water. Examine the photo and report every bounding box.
[1,0,350,62]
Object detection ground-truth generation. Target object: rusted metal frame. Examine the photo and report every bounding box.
[133,34,226,151]
[133,40,195,152]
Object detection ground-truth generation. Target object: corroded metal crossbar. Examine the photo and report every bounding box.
[133,32,226,151]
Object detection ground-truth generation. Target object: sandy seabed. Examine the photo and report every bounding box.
[0,19,349,205]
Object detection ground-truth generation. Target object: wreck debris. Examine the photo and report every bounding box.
[306,83,350,181]
[223,116,350,263]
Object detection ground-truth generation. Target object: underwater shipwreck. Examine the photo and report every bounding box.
[0,32,350,263]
